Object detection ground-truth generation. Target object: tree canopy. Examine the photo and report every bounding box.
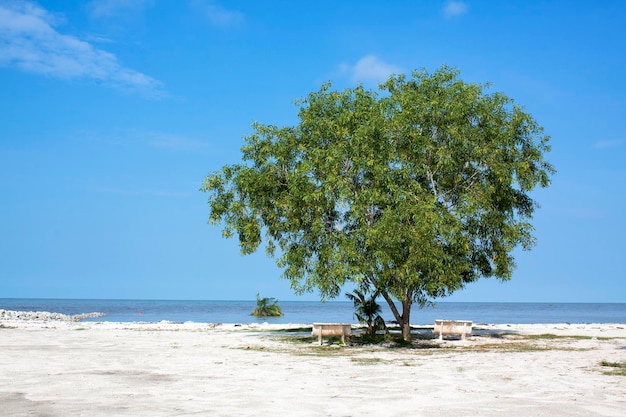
[202,66,554,340]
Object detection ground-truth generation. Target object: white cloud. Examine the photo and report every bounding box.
[87,0,154,19]
[190,0,244,28]
[443,1,468,18]
[340,55,401,85]
[593,139,623,149]
[0,1,165,97]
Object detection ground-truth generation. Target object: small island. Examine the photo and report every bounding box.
[251,293,283,317]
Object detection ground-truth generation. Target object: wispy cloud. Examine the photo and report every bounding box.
[567,207,605,220]
[443,1,469,18]
[593,139,623,149]
[0,1,165,97]
[76,128,214,153]
[189,0,244,28]
[339,55,401,85]
[86,185,192,198]
[87,0,154,19]
[145,132,213,152]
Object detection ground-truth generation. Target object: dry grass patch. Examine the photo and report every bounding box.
[244,330,603,359]
[464,332,603,353]
[351,357,385,365]
[468,342,554,353]
[522,334,595,340]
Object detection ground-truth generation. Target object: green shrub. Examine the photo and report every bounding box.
[251,293,283,317]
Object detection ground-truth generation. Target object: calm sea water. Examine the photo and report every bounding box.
[1,299,625,325]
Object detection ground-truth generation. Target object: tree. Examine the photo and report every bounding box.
[345,288,386,338]
[251,293,283,317]
[202,66,554,340]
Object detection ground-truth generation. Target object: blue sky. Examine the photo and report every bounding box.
[0,0,624,302]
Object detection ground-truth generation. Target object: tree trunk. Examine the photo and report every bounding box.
[379,290,413,341]
[400,299,412,341]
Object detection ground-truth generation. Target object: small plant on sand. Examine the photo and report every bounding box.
[600,360,626,376]
[346,287,386,338]
[251,293,283,317]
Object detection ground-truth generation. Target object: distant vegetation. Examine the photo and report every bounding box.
[251,293,283,317]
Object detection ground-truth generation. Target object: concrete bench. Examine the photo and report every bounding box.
[311,323,352,345]
[434,319,473,341]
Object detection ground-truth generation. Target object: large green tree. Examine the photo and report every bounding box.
[202,66,554,340]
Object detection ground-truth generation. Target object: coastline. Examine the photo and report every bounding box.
[1,318,624,416]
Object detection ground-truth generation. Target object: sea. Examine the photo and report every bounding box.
[1,299,625,325]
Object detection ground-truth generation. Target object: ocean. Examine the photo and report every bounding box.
[1,299,625,325]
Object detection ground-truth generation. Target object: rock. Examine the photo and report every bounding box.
[0,309,105,322]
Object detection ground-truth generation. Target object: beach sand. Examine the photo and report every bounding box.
[0,320,624,416]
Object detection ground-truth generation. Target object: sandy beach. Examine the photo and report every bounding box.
[1,319,624,417]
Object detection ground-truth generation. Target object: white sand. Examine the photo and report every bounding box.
[0,320,624,416]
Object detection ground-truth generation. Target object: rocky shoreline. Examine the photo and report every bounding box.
[0,309,104,322]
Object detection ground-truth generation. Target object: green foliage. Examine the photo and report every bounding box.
[345,288,386,337]
[251,293,283,317]
[202,66,554,340]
